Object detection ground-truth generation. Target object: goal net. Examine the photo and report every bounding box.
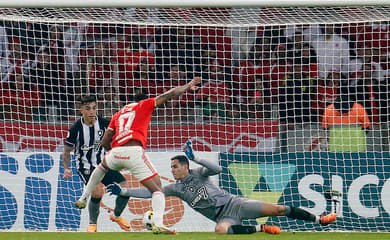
[0,6,390,232]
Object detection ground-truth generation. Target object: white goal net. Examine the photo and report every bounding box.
[0,7,390,232]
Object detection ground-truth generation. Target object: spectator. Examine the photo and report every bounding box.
[63,22,86,79]
[97,86,122,120]
[155,26,201,78]
[28,48,67,121]
[81,42,119,100]
[311,69,342,122]
[352,63,389,124]
[126,56,160,102]
[322,95,370,152]
[311,24,350,79]
[349,47,388,83]
[248,74,272,119]
[226,26,260,66]
[269,44,293,97]
[196,59,232,120]
[279,58,314,128]
[1,37,29,83]
[0,67,41,121]
[159,64,196,122]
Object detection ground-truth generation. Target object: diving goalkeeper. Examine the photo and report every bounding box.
[107,141,336,234]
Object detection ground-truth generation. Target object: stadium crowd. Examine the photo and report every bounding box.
[0,8,389,127]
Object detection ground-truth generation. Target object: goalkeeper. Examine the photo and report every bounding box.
[107,141,336,234]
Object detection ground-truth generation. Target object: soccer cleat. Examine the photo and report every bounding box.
[320,213,337,225]
[152,224,177,235]
[87,224,97,233]
[261,224,281,235]
[75,198,87,209]
[110,213,132,231]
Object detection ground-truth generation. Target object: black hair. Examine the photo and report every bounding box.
[171,155,189,167]
[334,95,353,114]
[80,95,96,105]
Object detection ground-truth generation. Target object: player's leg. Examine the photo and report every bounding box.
[225,199,280,234]
[260,202,336,225]
[215,219,280,235]
[75,163,109,209]
[123,146,175,234]
[102,170,131,231]
[87,183,105,232]
[141,176,176,234]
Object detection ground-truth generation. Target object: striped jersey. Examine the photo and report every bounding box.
[64,116,109,172]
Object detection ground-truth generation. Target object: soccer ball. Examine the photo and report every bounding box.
[142,210,154,230]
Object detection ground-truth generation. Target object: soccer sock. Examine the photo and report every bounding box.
[80,166,107,200]
[285,206,319,223]
[88,197,101,224]
[151,191,165,226]
[227,225,257,234]
[113,195,130,218]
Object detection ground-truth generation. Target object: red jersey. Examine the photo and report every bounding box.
[108,98,156,148]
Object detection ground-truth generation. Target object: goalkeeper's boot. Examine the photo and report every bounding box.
[110,213,132,231]
[320,213,337,225]
[87,224,97,233]
[261,224,281,235]
[75,198,87,209]
[152,224,177,235]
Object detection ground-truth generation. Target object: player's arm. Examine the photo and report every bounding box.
[101,128,115,151]
[185,140,222,176]
[62,145,73,180]
[155,76,201,107]
[107,183,175,198]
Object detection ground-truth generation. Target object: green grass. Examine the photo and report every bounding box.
[0,232,388,240]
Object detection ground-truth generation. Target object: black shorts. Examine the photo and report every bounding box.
[77,168,126,186]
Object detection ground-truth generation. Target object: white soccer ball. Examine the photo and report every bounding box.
[142,210,154,230]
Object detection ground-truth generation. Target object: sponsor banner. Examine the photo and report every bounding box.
[0,121,279,153]
[220,152,390,231]
[0,152,218,232]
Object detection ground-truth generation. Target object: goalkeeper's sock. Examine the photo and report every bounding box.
[227,225,256,234]
[151,191,165,226]
[113,195,130,218]
[80,165,107,200]
[285,206,319,223]
[88,197,101,224]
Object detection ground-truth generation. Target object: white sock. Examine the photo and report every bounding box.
[151,191,165,226]
[80,166,106,200]
[255,225,262,232]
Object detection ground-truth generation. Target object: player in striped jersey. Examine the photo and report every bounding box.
[75,77,202,234]
[62,95,131,232]
[107,141,336,235]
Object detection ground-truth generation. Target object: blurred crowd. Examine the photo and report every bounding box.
[0,8,389,126]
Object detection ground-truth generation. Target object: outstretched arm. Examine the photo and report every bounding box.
[155,76,201,107]
[107,183,176,198]
[185,140,222,176]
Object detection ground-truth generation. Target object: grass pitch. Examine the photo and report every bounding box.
[0,232,388,240]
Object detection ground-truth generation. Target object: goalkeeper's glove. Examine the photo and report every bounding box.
[107,182,122,196]
[185,140,195,161]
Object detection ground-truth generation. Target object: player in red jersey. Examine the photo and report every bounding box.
[75,76,201,234]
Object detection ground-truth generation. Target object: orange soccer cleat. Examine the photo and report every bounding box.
[320,213,337,225]
[110,213,132,231]
[262,224,281,234]
[87,224,97,233]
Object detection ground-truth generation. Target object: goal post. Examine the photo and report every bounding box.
[0,5,390,232]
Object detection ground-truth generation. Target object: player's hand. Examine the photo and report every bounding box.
[63,168,72,180]
[185,140,195,161]
[189,77,201,91]
[107,182,122,196]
